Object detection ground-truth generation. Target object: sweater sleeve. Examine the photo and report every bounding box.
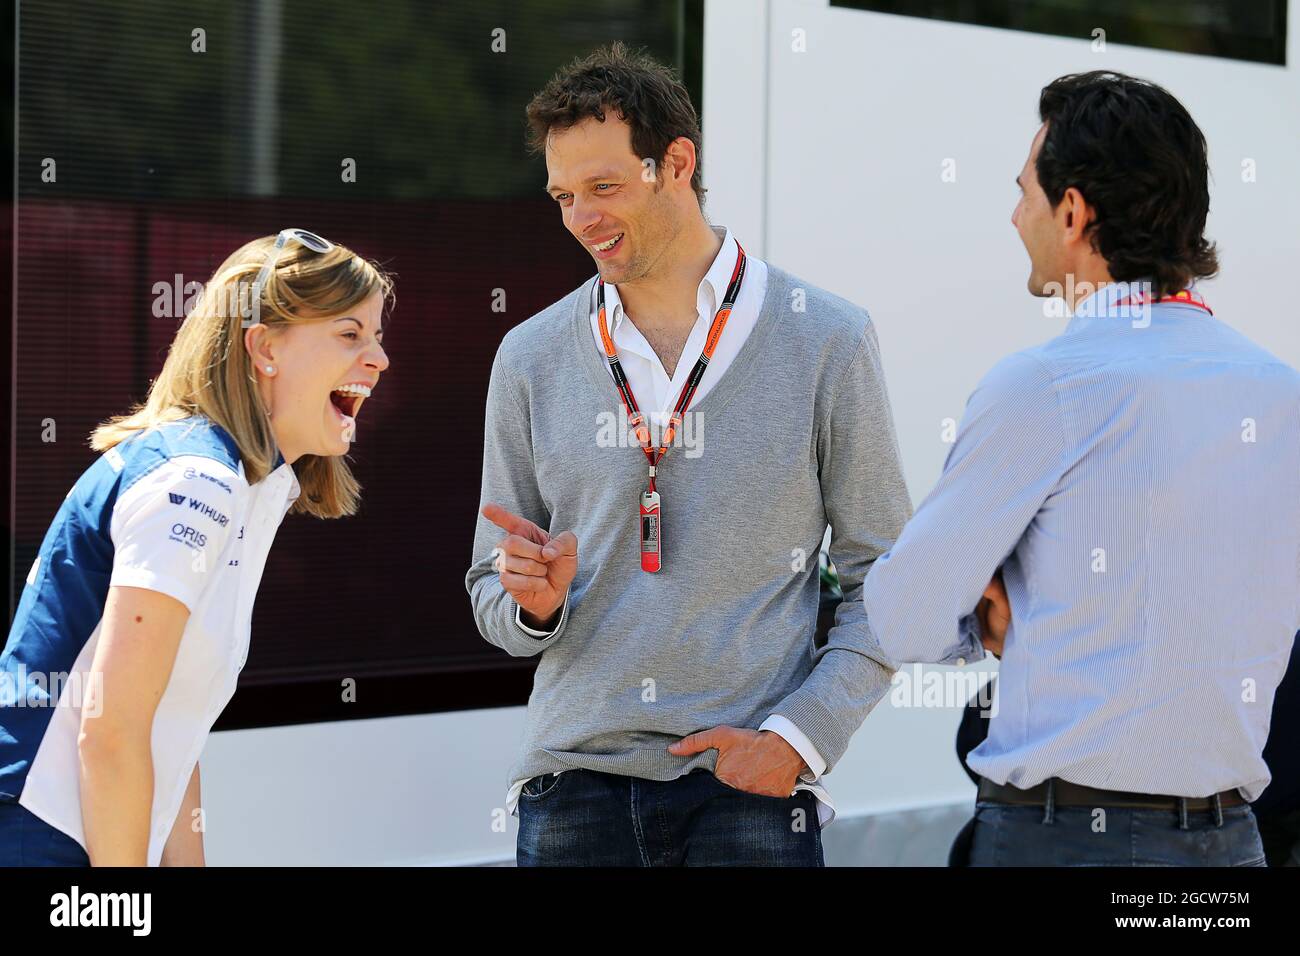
[464,344,570,657]
[769,318,913,772]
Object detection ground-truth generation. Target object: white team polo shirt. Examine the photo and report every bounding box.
[0,415,299,865]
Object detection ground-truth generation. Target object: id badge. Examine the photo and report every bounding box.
[640,489,662,573]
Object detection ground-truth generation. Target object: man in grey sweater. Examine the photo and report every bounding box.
[465,43,910,866]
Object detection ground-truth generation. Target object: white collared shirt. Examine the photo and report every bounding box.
[508,226,835,826]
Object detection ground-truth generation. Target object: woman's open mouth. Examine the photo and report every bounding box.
[328,382,372,431]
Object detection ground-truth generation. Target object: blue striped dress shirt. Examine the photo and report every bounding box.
[863,279,1300,801]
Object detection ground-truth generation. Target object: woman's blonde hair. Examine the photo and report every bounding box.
[90,234,395,519]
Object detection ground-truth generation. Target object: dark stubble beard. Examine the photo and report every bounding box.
[605,181,683,286]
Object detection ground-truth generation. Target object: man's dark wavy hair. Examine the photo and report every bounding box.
[525,41,706,205]
[1037,71,1219,296]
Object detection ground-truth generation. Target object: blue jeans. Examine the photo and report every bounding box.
[965,794,1268,866]
[0,799,91,866]
[517,767,824,866]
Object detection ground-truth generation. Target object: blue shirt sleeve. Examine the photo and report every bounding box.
[863,351,1068,665]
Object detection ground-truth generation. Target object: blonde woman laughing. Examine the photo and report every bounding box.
[0,229,392,865]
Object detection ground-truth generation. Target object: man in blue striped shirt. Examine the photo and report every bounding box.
[862,71,1299,866]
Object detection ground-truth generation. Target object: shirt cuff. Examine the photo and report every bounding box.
[759,714,827,784]
[514,590,570,638]
[954,613,988,666]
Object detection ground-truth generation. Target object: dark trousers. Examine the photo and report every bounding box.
[956,779,1267,866]
[516,767,824,866]
[0,799,91,866]
[1255,806,1300,866]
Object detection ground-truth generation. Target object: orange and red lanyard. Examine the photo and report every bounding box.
[596,243,747,571]
[1113,287,1212,315]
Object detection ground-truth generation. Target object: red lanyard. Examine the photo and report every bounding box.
[596,243,747,571]
[1113,288,1213,315]
[596,243,747,491]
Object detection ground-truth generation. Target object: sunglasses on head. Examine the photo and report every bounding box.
[244,228,335,326]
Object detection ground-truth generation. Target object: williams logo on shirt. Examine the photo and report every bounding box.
[168,493,229,527]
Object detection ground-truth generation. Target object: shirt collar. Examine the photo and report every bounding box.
[269,445,301,501]
[601,225,738,335]
[1064,277,1157,335]
[284,462,301,501]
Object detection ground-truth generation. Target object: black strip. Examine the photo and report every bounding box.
[215,663,538,731]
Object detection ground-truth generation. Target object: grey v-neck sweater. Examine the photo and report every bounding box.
[466,265,912,791]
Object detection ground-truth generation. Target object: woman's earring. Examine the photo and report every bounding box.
[262,365,275,417]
